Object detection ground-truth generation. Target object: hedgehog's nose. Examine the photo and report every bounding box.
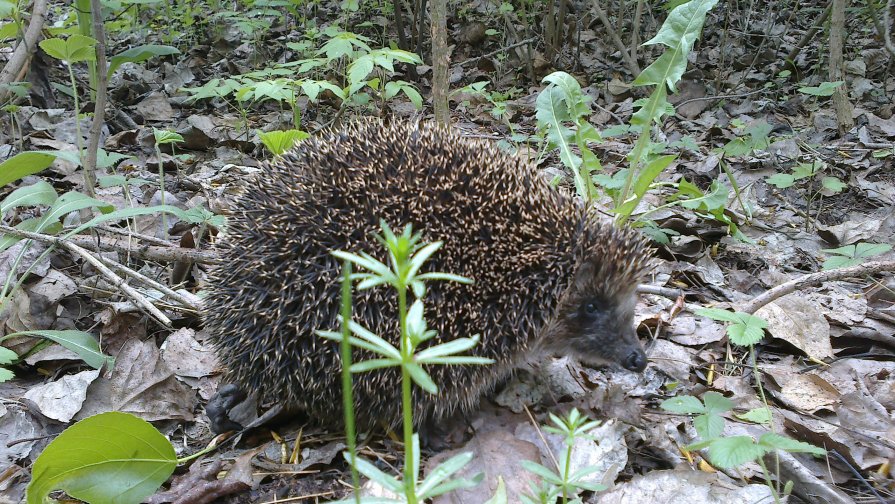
[623,349,647,372]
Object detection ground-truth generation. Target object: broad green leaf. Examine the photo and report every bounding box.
[0,152,56,187]
[66,204,189,237]
[765,173,795,188]
[660,395,705,414]
[0,218,61,253]
[798,81,843,97]
[0,346,18,364]
[0,368,14,382]
[39,34,97,63]
[758,433,825,455]
[702,391,734,414]
[637,0,720,91]
[736,407,772,424]
[707,436,766,468]
[7,330,113,369]
[693,410,725,439]
[108,44,179,77]
[0,181,57,215]
[26,412,176,504]
[821,176,846,194]
[258,129,310,156]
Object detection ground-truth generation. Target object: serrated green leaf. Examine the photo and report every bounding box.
[707,436,766,468]
[758,433,825,455]
[0,346,18,365]
[694,411,725,439]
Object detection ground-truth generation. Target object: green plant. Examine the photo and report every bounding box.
[535,72,601,202]
[661,392,824,503]
[678,308,827,504]
[798,80,844,97]
[521,409,607,504]
[533,0,722,232]
[152,128,185,234]
[0,329,113,383]
[318,221,491,503]
[38,34,98,162]
[766,160,846,230]
[259,128,310,156]
[821,242,892,269]
[26,410,218,503]
[182,32,423,121]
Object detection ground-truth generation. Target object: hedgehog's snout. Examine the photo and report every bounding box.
[622,348,647,372]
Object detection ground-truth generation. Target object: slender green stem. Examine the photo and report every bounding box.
[67,64,84,158]
[562,444,572,504]
[154,143,167,234]
[397,284,417,503]
[338,261,361,504]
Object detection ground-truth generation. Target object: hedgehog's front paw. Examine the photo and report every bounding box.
[206,384,249,434]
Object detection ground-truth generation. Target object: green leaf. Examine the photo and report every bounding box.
[108,44,179,77]
[405,362,438,394]
[0,346,18,365]
[520,460,562,485]
[706,436,766,468]
[0,367,14,382]
[0,181,57,215]
[26,412,176,504]
[36,192,114,234]
[765,173,795,188]
[347,453,403,494]
[820,176,846,194]
[418,451,475,497]
[727,314,767,346]
[152,128,184,145]
[736,407,772,424]
[798,81,843,97]
[758,433,825,455]
[349,358,399,373]
[0,218,59,253]
[660,395,705,414]
[702,391,734,414]
[693,411,725,439]
[258,129,310,156]
[66,204,189,237]
[7,330,113,369]
[0,152,56,188]
[38,34,97,63]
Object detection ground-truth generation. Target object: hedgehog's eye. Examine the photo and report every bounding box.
[584,302,598,314]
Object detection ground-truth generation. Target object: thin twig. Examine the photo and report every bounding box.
[95,253,198,309]
[0,224,217,264]
[62,241,172,326]
[589,0,640,76]
[740,260,895,314]
[456,37,538,67]
[0,0,49,98]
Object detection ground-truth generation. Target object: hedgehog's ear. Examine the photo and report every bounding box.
[572,259,596,291]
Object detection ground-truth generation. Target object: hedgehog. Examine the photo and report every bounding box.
[203,120,652,431]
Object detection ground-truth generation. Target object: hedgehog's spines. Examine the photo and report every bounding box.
[204,120,653,429]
